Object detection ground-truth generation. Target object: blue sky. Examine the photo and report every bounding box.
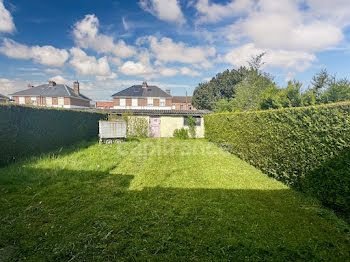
[1,0,350,100]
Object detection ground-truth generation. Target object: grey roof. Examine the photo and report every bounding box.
[105,109,211,116]
[112,85,171,98]
[0,94,9,100]
[10,84,91,101]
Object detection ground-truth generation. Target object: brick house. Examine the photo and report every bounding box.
[0,94,9,103]
[171,96,196,110]
[112,82,172,110]
[95,101,114,109]
[112,82,196,110]
[10,81,91,108]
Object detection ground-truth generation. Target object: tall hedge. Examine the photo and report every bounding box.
[204,102,350,214]
[0,105,106,166]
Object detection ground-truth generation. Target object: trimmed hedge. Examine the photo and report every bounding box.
[205,102,350,214]
[0,105,106,166]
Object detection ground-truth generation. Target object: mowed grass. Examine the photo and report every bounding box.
[0,139,349,261]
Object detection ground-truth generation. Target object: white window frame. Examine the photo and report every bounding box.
[147,97,153,106]
[120,98,126,107]
[30,97,37,105]
[132,98,138,107]
[171,105,175,110]
[160,98,165,107]
[19,97,25,104]
[58,97,64,106]
[46,97,52,106]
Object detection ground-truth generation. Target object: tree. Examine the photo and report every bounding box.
[279,80,302,108]
[321,78,350,103]
[229,67,275,111]
[192,68,245,110]
[259,85,282,110]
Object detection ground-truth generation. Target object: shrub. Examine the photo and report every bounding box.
[127,117,149,138]
[186,116,196,138]
[173,128,189,139]
[205,102,350,215]
[0,104,106,166]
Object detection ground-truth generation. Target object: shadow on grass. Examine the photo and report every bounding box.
[0,139,98,169]
[301,148,350,222]
[1,168,350,261]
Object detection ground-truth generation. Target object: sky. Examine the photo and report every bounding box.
[1,0,350,101]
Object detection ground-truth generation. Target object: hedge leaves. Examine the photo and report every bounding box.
[204,102,350,215]
[0,105,105,166]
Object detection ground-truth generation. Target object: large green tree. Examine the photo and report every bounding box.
[192,68,245,110]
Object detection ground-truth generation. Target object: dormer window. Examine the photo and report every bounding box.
[147,87,152,92]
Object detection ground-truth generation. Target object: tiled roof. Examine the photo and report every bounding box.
[106,109,211,116]
[172,96,192,103]
[0,93,9,100]
[10,84,91,101]
[111,85,171,98]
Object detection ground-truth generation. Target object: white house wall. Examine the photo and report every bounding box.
[159,116,205,138]
[113,106,172,110]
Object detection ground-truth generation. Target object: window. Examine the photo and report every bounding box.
[171,105,175,110]
[58,97,64,106]
[180,104,183,110]
[147,97,153,106]
[184,116,201,126]
[160,98,165,107]
[46,97,52,106]
[30,97,37,105]
[19,97,25,104]
[188,104,192,110]
[147,87,152,92]
[120,98,126,106]
[132,98,138,106]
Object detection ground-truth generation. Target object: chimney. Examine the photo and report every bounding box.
[48,81,56,87]
[142,81,148,88]
[74,81,80,95]
[27,83,33,89]
[166,89,171,95]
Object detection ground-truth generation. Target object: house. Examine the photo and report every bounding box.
[171,96,196,110]
[0,94,9,103]
[112,82,172,110]
[10,81,91,108]
[95,101,114,109]
[108,109,211,138]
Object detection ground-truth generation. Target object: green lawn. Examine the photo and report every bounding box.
[1,139,349,261]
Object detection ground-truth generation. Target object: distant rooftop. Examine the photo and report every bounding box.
[172,96,192,103]
[10,82,90,101]
[105,109,211,116]
[112,82,171,98]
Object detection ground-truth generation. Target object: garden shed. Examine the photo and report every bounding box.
[108,109,211,138]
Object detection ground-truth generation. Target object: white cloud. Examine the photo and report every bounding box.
[0,78,28,96]
[306,0,350,24]
[195,0,253,24]
[109,56,122,66]
[118,51,156,79]
[222,43,316,72]
[45,68,63,74]
[222,0,344,52]
[139,0,185,25]
[141,36,215,68]
[69,47,116,79]
[0,0,15,33]
[73,14,136,58]
[122,17,129,31]
[180,67,201,76]
[0,38,69,66]
[50,75,94,90]
[160,67,178,77]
